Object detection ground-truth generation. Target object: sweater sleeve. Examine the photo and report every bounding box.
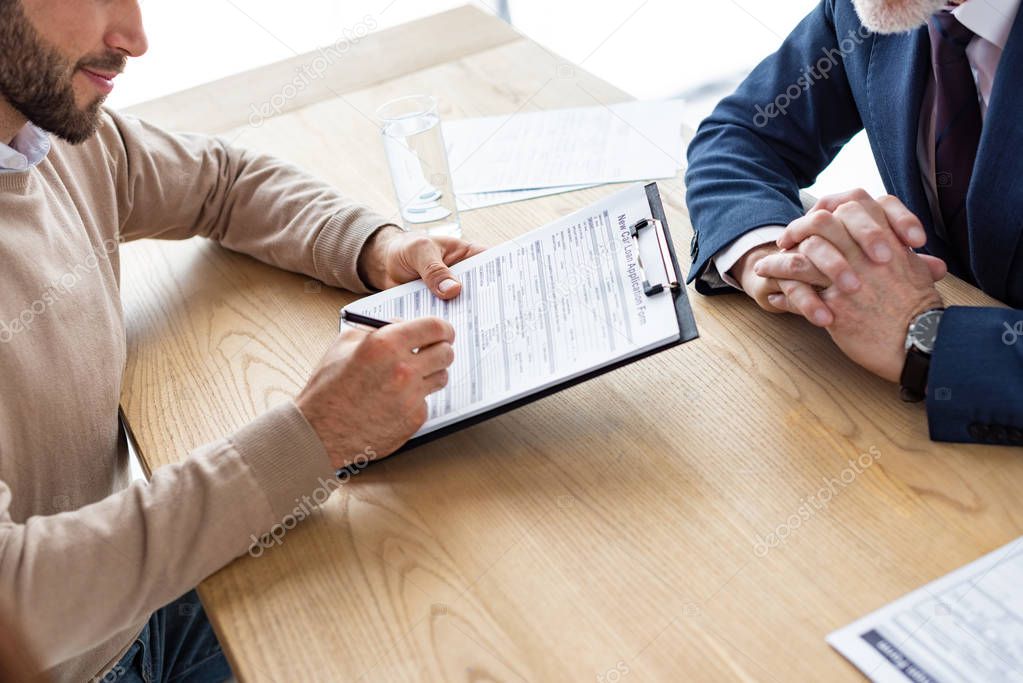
[104,109,396,294]
[0,402,338,672]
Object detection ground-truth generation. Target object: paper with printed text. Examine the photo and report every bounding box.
[344,184,681,438]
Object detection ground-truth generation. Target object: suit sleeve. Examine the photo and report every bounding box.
[104,109,396,294]
[926,306,1023,445]
[685,0,865,292]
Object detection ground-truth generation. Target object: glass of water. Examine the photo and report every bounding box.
[377,95,461,238]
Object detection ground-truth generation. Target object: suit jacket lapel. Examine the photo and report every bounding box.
[865,27,947,258]
[967,7,1023,302]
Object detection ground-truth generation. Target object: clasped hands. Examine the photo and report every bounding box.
[731,190,946,383]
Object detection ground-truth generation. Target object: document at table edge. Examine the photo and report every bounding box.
[342,183,696,447]
[445,100,685,194]
[456,183,600,211]
[827,535,1023,683]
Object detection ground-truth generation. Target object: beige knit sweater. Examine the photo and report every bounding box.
[0,109,393,682]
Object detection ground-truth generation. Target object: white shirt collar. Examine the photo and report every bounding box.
[953,0,1021,49]
[0,123,51,173]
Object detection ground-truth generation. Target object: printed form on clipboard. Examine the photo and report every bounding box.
[341,183,699,452]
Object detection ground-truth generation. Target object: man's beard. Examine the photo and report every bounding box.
[852,0,950,34]
[0,0,125,144]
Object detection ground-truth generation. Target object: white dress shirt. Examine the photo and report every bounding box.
[0,122,51,173]
[706,0,1021,289]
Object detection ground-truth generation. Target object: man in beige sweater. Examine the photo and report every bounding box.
[0,1,482,681]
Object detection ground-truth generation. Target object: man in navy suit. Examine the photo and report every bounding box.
[685,0,1023,445]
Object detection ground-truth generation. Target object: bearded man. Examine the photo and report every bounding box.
[0,1,482,681]
[685,0,1023,445]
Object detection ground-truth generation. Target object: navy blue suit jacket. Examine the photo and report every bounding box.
[685,0,1023,445]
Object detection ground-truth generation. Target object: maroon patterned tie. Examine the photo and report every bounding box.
[929,10,982,264]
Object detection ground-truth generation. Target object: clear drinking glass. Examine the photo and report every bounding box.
[377,95,462,237]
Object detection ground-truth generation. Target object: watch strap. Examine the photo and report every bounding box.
[899,347,930,402]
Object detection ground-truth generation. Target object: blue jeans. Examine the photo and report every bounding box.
[101,590,233,683]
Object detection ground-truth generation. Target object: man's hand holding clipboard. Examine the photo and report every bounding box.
[341,183,699,456]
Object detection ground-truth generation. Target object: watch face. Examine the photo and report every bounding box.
[909,310,944,354]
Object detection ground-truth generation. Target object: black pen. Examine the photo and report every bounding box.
[339,309,392,330]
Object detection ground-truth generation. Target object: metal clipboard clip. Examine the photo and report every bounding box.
[629,217,679,297]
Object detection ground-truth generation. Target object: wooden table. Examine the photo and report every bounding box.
[120,6,1023,681]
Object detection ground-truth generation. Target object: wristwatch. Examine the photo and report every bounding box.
[899,308,945,402]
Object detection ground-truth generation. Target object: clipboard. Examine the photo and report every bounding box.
[351,182,698,456]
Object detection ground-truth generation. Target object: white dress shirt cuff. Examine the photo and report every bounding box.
[703,226,787,290]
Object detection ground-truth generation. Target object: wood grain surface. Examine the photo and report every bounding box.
[120,6,1023,681]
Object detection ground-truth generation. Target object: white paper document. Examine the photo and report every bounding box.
[456,183,598,211]
[343,184,683,439]
[445,100,686,195]
[828,536,1023,683]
